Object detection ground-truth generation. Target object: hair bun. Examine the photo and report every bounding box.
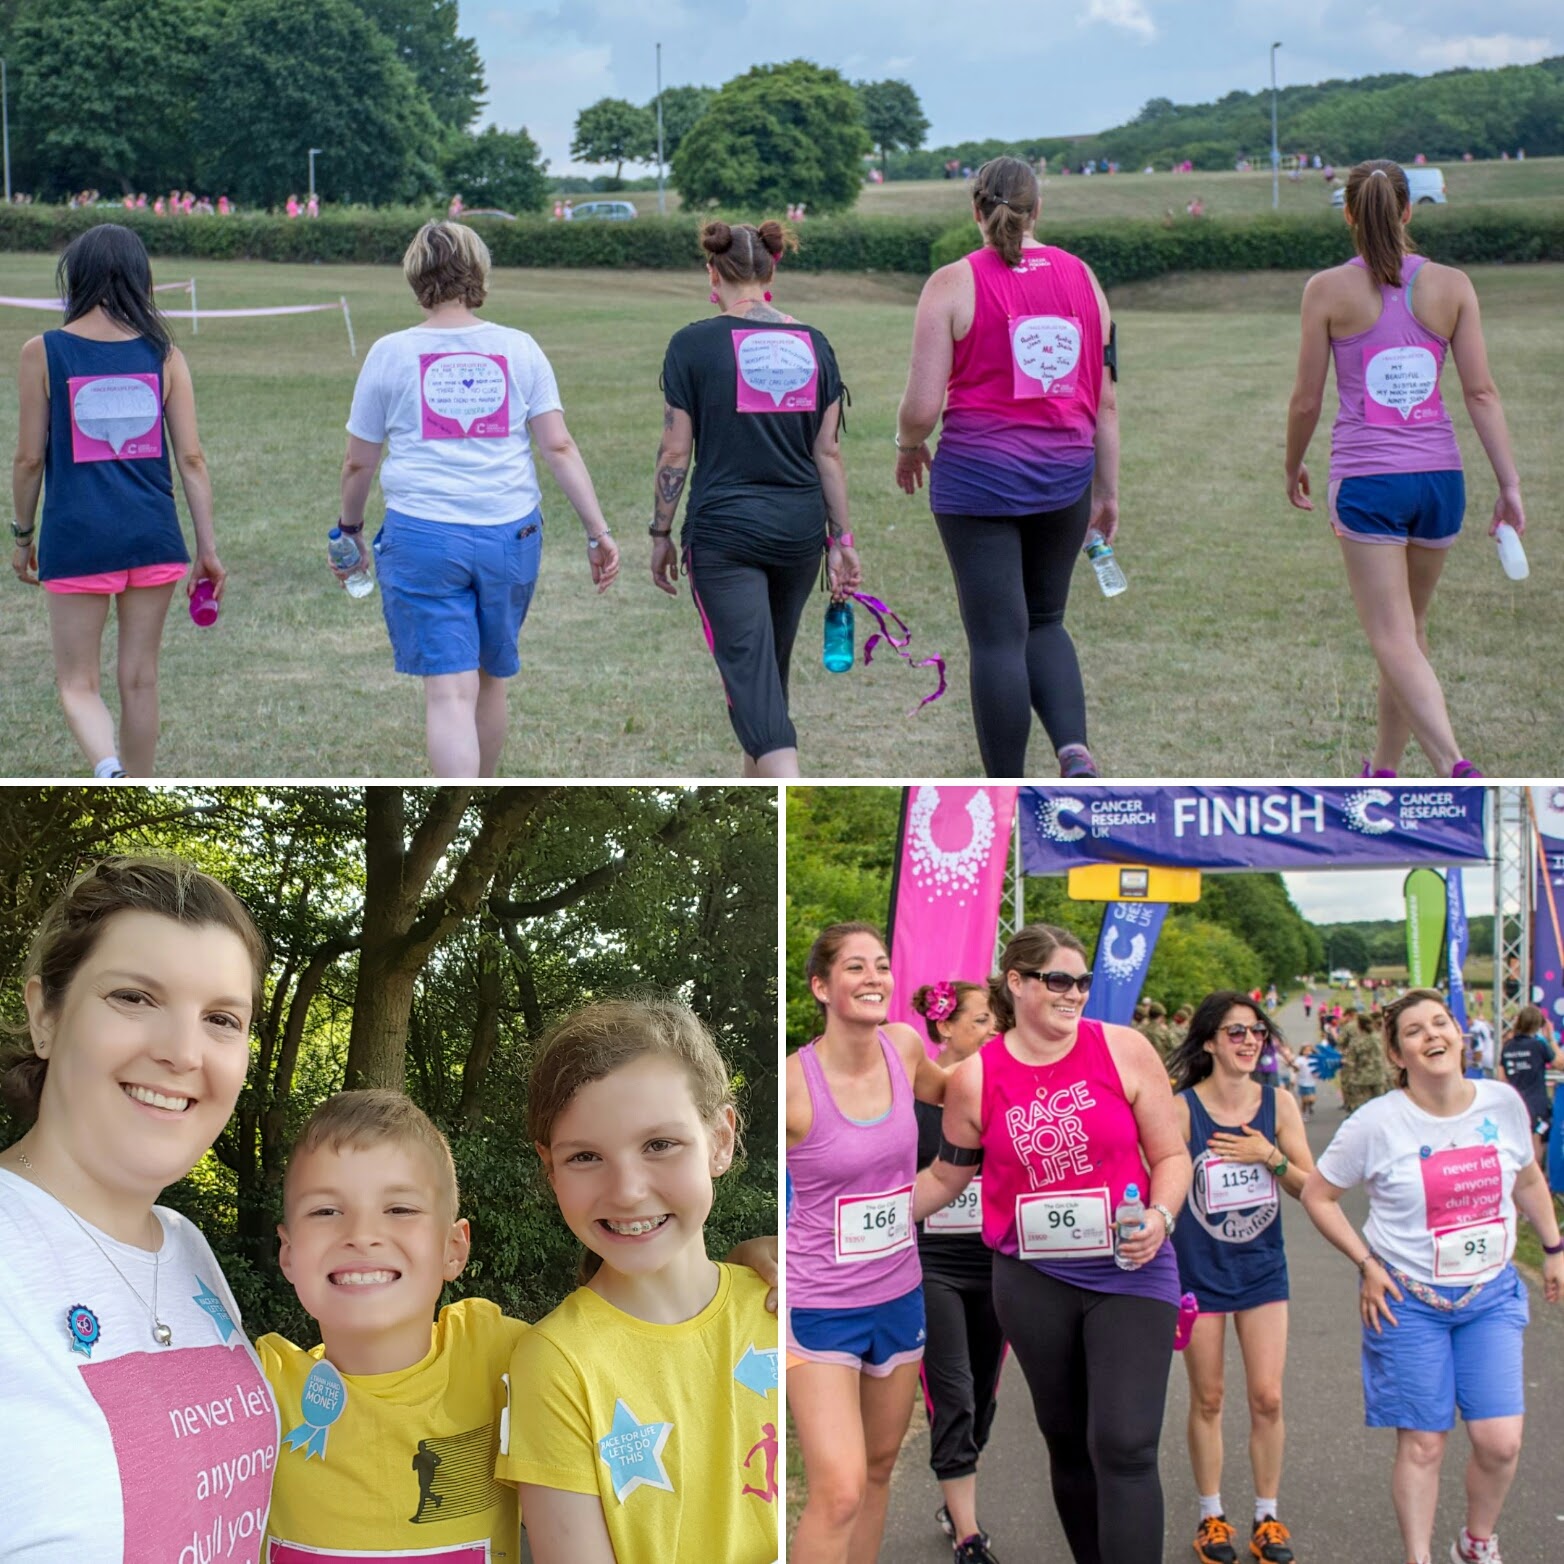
[756,220,786,258]
[700,221,734,255]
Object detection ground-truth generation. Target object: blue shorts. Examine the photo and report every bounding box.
[787,1285,926,1377]
[373,508,542,677]
[1329,470,1465,548]
[1361,1264,1528,1431]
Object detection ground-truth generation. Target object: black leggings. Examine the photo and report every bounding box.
[683,542,818,760]
[991,1253,1176,1564]
[934,490,1094,776]
[919,1269,1007,1481]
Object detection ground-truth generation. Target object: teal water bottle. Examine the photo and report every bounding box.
[823,600,854,672]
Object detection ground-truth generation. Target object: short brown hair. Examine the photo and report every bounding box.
[403,220,490,309]
[2,856,266,1120]
[700,219,797,286]
[284,1089,459,1219]
[1382,986,1450,1089]
[804,922,886,1018]
[988,923,1088,1032]
[1512,1004,1546,1038]
[972,155,1039,268]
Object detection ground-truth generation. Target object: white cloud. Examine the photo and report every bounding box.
[1084,0,1157,41]
[1411,32,1553,68]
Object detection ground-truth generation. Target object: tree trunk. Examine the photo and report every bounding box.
[458,939,504,1127]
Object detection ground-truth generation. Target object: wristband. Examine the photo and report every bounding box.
[648,524,671,538]
[1543,1236,1564,1256]
[337,519,364,536]
[830,532,854,549]
[893,437,921,453]
[587,529,612,550]
[1270,1155,1289,1178]
[936,1134,983,1167]
[10,519,35,541]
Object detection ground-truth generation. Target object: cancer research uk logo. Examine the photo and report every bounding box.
[1035,796,1088,844]
[906,786,996,901]
[1342,788,1474,836]
[1099,925,1149,981]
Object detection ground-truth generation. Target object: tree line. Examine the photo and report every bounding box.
[0,786,777,1341]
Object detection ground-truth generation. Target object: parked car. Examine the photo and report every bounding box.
[1331,167,1446,207]
[569,200,637,221]
[461,208,516,221]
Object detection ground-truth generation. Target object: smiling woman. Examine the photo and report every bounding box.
[0,855,279,1560]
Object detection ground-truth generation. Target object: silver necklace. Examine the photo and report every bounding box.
[15,1151,172,1346]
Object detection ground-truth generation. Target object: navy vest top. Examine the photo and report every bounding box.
[1170,1085,1290,1313]
[40,331,184,580]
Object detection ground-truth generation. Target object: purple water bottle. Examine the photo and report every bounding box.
[1174,1291,1199,1351]
[188,577,219,627]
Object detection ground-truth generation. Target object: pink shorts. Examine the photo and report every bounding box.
[43,562,190,595]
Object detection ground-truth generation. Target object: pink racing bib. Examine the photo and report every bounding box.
[1421,1144,1506,1280]
[1362,343,1445,427]
[270,1547,489,1563]
[68,373,164,462]
[732,329,819,413]
[1009,315,1082,400]
[419,352,511,440]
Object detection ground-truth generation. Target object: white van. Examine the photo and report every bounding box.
[1329,968,1356,986]
[1332,167,1446,207]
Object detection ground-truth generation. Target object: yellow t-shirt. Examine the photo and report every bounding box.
[258,1297,526,1563]
[496,1264,779,1564]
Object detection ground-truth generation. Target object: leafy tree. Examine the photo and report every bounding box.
[444,125,550,213]
[352,0,486,131]
[856,78,930,174]
[8,0,224,195]
[648,84,716,163]
[570,96,655,187]
[1326,925,1372,976]
[673,59,871,216]
[193,0,442,206]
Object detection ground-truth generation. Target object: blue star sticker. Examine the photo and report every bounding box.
[597,1399,674,1503]
[1478,1117,1499,1146]
[192,1277,237,1342]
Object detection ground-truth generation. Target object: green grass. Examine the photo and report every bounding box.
[618,155,1564,223]
[0,253,1557,778]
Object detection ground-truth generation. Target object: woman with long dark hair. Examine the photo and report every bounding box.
[1284,159,1525,777]
[1165,992,1315,1564]
[10,225,224,776]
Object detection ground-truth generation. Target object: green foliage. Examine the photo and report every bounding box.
[571,97,657,185]
[193,0,443,206]
[1191,873,1316,987]
[1326,925,1373,975]
[673,60,872,217]
[650,85,717,163]
[444,126,550,215]
[1140,917,1264,1012]
[351,0,486,131]
[856,79,931,173]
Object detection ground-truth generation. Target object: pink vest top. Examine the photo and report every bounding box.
[786,1032,923,1308]
[1329,255,1462,481]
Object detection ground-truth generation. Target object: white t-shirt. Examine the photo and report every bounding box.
[1469,1018,1495,1072]
[346,321,564,525]
[1294,1053,1317,1088]
[1315,1081,1533,1288]
[0,1169,279,1561]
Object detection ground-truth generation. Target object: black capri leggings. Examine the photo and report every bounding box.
[991,1252,1176,1564]
[684,541,818,760]
[934,488,1094,777]
[918,1269,1007,1482]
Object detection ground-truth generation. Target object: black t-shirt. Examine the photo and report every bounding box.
[1499,1034,1551,1115]
[914,1099,993,1288]
[660,315,844,563]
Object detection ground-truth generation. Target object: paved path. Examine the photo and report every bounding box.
[879,999,1564,1562]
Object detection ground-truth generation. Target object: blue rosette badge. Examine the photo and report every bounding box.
[283,1360,347,1461]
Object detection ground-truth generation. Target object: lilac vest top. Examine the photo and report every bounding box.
[786,1032,923,1309]
[1329,255,1462,482]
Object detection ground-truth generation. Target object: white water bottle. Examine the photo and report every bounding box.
[1084,528,1127,597]
[1493,522,1528,582]
[328,526,374,599]
[1114,1182,1146,1271]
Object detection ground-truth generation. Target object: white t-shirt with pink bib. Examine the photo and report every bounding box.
[0,1169,279,1562]
[346,321,564,525]
[1315,1081,1532,1288]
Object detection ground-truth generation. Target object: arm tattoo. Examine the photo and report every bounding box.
[654,461,689,529]
[663,403,676,429]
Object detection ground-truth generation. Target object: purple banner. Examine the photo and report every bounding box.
[1446,867,1470,1029]
[1020,786,1487,875]
[1082,900,1169,1026]
[1530,787,1564,1029]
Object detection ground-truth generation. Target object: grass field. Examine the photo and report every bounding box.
[0,251,1557,779]
[618,155,1564,223]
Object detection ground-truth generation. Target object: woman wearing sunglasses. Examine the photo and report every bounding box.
[1165,992,1317,1564]
[921,923,1191,1561]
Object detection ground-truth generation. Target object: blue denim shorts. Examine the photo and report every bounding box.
[787,1285,926,1377]
[1361,1263,1528,1431]
[1329,470,1465,548]
[373,508,542,677]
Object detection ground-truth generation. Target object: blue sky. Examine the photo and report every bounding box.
[462,1,1558,174]
[1282,868,1493,925]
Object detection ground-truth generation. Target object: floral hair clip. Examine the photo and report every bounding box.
[925,981,959,1023]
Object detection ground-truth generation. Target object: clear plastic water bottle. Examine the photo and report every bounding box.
[823,599,854,672]
[1114,1182,1146,1270]
[1493,522,1529,582]
[328,526,374,599]
[1084,528,1127,597]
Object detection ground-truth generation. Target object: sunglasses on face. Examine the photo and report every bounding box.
[1219,1023,1270,1043]
[1019,969,1094,995]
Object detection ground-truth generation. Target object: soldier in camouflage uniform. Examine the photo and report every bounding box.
[1338,1007,1391,1112]
[1145,1001,1177,1065]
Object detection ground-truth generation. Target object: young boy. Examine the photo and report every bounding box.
[258,1090,527,1561]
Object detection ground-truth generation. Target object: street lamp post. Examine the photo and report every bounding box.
[2,59,11,205]
[308,148,322,202]
[655,43,665,217]
[1270,41,1282,211]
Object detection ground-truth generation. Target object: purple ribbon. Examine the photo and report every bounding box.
[847,590,947,712]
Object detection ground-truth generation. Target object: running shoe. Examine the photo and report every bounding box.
[936,1505,956,1541]
[1057,743,1099,778]
[1451,760,1485,779]
[1250,1516,1294,1562]
[954,1533,1001,1563]
[1360,760,1397,777]
[1193,1514,1239,1563]
[1451,1530,1502,1563]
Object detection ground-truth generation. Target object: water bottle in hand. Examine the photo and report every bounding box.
[1493,522,1528,582]
[1084,528,1127,597]
[1114,1182,1146,1271]
[188,577,219,627]
[823,599,854,672]
[328,526,374,599]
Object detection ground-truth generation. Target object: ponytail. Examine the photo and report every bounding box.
[1344,160,1412,288]
[971,155,1038,268]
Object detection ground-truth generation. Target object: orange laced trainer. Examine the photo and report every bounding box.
[1193,1515,1238,1564]
[1251,1516,1295,1563]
